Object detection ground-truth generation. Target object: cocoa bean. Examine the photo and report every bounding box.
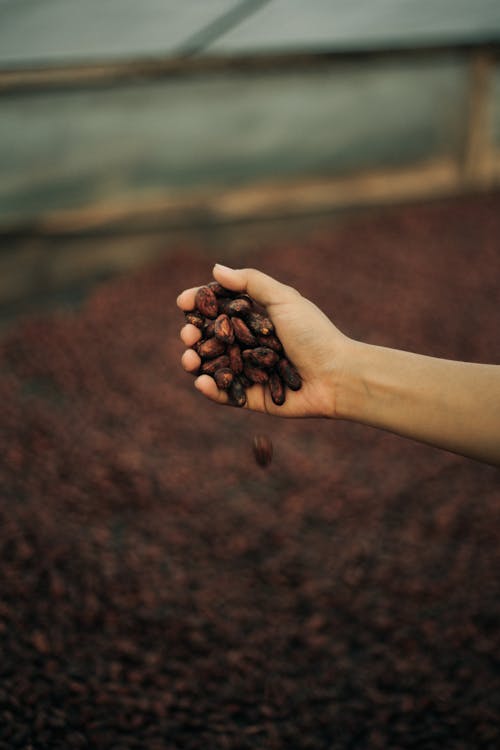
[197,338,226,360]
[232,317,257,347]
[195,286,218,319]
[269,371,286,405]
[228,343,243,374]
[214,314,234,344]
[229,378,247,407]
[247,312,274,336]
[226,298,252,317]
[257,334,282,353]
[208,281,234,297]
[243,364,269,385]
[217,297,233,315]
[239,372,252,389]
[277,358,302,391]
[185,311,204,329]
[203,319,216,339]
[200,355,230,375]
[245,347,279,369]
[252,435,273,467]
[214,368,234,391]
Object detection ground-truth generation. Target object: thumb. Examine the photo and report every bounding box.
[212,264,297,308]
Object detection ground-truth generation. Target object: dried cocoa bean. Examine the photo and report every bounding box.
[227,343,243,374]
[229,378,246,407]
[208,281,234,297]
[214,314,234,344]
[232,317,257,347]
[195,286,218,319]
[197,338,226,360]
[200,355,230,375]
[247,312,274,336]
[269,371,286,405]
[214,368,234,391]
[226,298,252,317]
[277,358,302,391]
[243,364,269,385]
[239,372,252,389]
[257,334,282,353]
[203,319,216,339]
[244,347,279,369]
[185,311,204,329]
[252,435,273,467]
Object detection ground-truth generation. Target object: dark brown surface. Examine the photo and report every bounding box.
[0,193,499,749]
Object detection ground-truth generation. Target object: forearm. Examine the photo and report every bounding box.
[336,340,500,466]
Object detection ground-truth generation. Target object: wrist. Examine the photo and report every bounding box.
[332,338,371,422]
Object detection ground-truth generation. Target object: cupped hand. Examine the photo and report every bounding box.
[176,264,351,418]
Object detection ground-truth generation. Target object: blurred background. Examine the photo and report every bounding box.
[1,0,500,317]
[1,2,500,749]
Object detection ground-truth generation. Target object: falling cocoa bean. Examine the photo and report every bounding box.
[252,434,273,467]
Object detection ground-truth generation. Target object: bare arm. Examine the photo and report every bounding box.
[177,264,500,466]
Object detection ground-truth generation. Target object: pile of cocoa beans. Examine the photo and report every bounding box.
[185,282,301,407]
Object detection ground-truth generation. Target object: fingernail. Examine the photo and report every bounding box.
[214,263,233,272]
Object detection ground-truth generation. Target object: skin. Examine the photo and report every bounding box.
[177,264,500,467]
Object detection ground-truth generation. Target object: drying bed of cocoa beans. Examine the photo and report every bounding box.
[0,193,500,749]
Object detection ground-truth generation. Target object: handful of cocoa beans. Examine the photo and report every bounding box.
[185,281,302,407]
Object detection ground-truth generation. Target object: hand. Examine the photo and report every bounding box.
[177,264,351,418]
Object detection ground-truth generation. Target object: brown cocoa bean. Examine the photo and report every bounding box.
[195,286,218,319]
[245,347,279,369]
[203,319,216,338]
[252,434,273,467]
[247,312,274,336]
[243,364,269,384]
[228,343,243,374]
[214,368,234,391]
[269,371,286,405]
[232,317,257,347]
[277,358,302,391]
[208,281,234,297]
[257,334,282,352]
[226,298,252,317]
[239,372,252,389]
[229,378,247,407]
[184,311,204,329]
[214,314,234,344]
[197,338,226,360]
[200,355,230,375]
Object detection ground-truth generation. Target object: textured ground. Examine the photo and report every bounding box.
[0,194,499,749]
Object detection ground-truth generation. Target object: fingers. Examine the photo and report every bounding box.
[212,264,298,308]
[180,323,201,347]
[176,287,199,311]
[194,375,229,405]
[181,348,201,373]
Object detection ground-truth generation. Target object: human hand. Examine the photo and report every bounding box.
[177,264,351,418]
